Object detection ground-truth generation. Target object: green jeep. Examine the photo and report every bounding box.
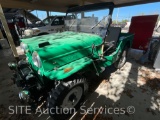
[8,2,134,119]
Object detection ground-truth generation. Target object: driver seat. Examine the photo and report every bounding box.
[102,27,121,55]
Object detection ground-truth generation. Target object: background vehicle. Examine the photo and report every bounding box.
[24,16,67,37]
[0,13,26,45]
[9,2,134,119]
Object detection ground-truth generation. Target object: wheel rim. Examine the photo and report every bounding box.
[61,86,83,108]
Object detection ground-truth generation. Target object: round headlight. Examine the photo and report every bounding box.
[24,29,33,37]
[32,51,41,68]
[20,42,28,53]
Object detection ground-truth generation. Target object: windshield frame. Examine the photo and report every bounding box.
[65,2,114,43]
[66,2,114,16]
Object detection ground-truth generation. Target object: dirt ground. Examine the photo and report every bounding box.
[0,48,160,120]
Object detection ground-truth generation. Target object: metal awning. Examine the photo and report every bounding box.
[0,0,160,12]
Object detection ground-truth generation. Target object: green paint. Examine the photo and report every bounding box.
[21,31,134,81]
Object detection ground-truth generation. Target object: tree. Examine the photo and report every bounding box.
[138,13,145,16]
[121,19,129,23]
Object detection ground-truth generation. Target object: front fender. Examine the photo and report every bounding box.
[43,57,93,80]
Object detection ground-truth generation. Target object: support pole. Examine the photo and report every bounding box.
[46,11,50,22]
[0,30,4,39]
[116,8,120,24]
[47,11,49,18]
[24,10,29,28]
[0,4,19,60]
[80,0,85,18]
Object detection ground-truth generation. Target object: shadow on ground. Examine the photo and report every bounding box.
[70,58,160,120]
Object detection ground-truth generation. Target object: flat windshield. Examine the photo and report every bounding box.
[65,9,110,38]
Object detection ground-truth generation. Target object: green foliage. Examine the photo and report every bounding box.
[121,19,129,23]
[112,19,129,24]
[138,13,145,15]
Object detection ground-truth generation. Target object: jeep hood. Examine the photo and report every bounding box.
[22,31,102,71]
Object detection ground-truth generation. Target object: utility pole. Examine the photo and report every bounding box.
[116,8,120,24]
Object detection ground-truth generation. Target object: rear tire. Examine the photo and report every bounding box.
[114,47,128,69]
[47,77,88,120]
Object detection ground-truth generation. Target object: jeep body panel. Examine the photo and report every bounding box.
[44,57,93,80]
[21,32,133,81]
[99,33,134,68]
[21,31,102,78]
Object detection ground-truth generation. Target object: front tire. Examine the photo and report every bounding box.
[47,77,88,120]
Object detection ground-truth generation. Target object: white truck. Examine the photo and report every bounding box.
[24,16,66,37]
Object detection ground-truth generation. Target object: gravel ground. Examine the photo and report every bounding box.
[71,58,160,120]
